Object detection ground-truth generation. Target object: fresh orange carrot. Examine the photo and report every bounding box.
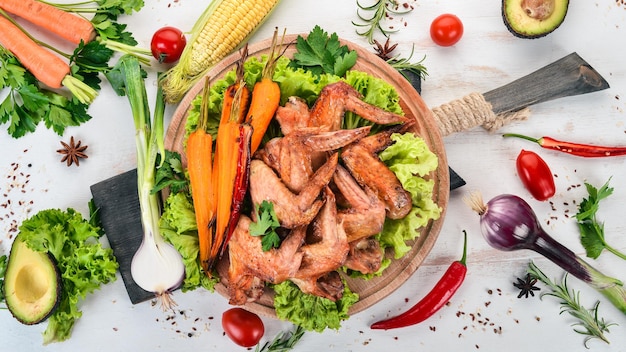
[186,78,216,274]
[0,15,70,88]
[0,0,96,45]
[208,83,248,269]
[245,28,283,153]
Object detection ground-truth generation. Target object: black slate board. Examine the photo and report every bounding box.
[90,169,155,304]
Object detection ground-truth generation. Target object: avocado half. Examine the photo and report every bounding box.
[502,0,569,39]
[4,236,62,325]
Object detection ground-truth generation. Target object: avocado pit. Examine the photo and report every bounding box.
[521,0,555,20]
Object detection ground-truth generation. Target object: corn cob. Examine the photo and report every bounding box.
[160,0,282,103]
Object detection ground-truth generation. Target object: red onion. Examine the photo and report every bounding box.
[468,193,626,314]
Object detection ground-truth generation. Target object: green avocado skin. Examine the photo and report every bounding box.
[3,236,62,325]
[502,0,570,39]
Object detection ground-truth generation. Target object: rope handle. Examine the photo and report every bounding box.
[431,92,530,137]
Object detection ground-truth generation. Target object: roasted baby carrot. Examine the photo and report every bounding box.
[220,123,253,256]
[208,74,250,269]
[186,78,216,274]
[0,0,96,45]
[245,29,283,153]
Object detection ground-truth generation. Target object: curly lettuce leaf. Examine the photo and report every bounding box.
[273,281,359,332]
[377,132,441,259]
[17,208,118,344]
[160,192,218,292]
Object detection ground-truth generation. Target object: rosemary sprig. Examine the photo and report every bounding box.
[255,325,305,352]
[353,0,413,44]
[527,261,616,348]
[386,45,428,80]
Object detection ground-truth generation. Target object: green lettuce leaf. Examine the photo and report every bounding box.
[377,132,442,259]
[17,208,118,344]
[159,192,218,292]
[273,281,359,332]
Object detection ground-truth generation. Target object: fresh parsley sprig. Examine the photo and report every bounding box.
[527,261,616,348]
[152,150,188,195]
[289,25,357,77]
[575,178,626,261]
[249,200,282,252]
[0,47,93,138]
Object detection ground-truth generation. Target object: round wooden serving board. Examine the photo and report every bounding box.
[165,34,450,318]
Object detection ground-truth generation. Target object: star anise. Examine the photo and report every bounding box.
[514,273,541,298]
[57,136,88,167]
[373,38,398,61]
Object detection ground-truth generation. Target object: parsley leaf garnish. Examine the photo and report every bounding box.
[290,25,357,77]
[575,178,626,261]
[0,47,93,138]
[249,201,282,251]
[152,150,188,195]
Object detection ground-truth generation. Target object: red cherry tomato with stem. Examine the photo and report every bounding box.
[430,14,464,46]
[150,26,186,64]
[516,149,556,201]
[222,307,265,347]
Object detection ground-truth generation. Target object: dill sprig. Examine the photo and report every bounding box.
[353,0,413,44]
[255,325,305,352]
[527,261,616,348]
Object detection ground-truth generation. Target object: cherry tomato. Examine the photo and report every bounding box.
[516,149,556,201]
[222,308,265,347]
[430,14,464,47]
[150,26,186,64]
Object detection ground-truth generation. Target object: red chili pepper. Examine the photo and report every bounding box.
[370,231,468,330]
[503,133,626,157]
[516,149,556,201]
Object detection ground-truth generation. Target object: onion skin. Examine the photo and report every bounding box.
[470,193,626,314]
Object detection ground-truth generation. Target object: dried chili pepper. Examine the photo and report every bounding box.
[503,133,626,157]
[370,231,468,330]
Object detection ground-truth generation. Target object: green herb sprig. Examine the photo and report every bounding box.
[255,325,305,352]
[353,0,413,44]
[290,25,357,77]
[575,178,626,261]
[385,45,428,81]
[249,200,282,251]
[527,261,616,348]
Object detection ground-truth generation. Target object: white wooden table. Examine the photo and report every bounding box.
[2,1,625,351]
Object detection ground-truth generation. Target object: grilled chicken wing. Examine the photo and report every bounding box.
[249,153,338,229]
[257,127,371,193]
[227,216,305,305]
[343,238,383,275]
[333,164,386,242]
[341,127,412,219]
[308,81,409,131]
[290,187,349,301]
[275,96,310,135]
